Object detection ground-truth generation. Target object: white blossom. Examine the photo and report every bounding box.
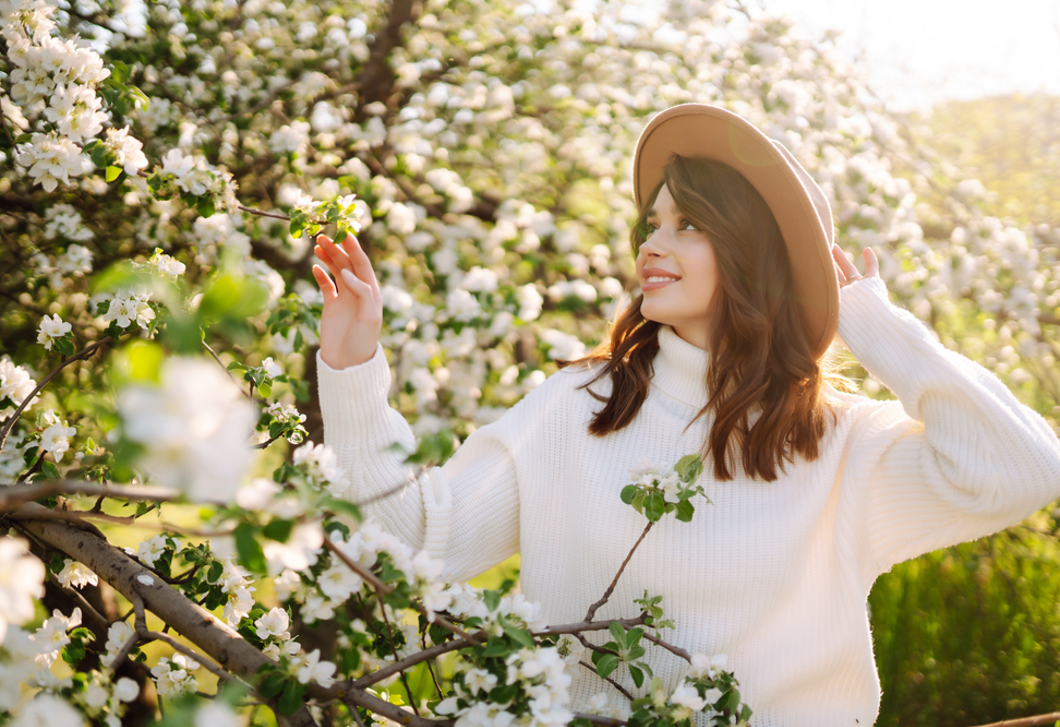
[539,329,586,361]
[8,693,85,727]
[294,648,336,687]
[100,620,135,668]
[254,608,291,640]
[151,653,200,697]
[40,416,75,462]
[260,356,282,377]
[192,701,241,727]
[670,682,708,712]
[15,132,91,192]
[31,607,82,667]
[44,204,93,241]
[262,523,323,576]
[118,357,254,502]
[103,126,149,175]
[36,314,70,350]
[56,244,93,276]
[136,535,169,567]
[0,357,38,419]
[55,559,97,589]
[0,537,45,642]
[292,440,345,488]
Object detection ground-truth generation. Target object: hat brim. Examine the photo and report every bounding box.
[633,104,839,360]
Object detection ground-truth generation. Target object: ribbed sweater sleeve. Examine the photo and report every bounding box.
[837,277,1060,579]
[317,345,520,581]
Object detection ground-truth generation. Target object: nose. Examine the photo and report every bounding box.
[638,228,671,259]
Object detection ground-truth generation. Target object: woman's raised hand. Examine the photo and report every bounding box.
[312,233,383,370]
[832,244,879,288]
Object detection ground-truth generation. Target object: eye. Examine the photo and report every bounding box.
[643,222,658,237]
[679,219,699,231]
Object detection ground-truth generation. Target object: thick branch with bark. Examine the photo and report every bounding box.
[12,504,454,727]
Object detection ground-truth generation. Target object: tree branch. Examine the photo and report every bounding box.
[579,660,633,702]
[356,0,421,110]
[584,521,653,622]
[0,481,179,511]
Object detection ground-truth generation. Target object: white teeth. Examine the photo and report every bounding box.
[646,276,677,283]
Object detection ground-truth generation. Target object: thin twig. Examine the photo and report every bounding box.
[0,337,113,452]
[579,660,633,702]
[237,204,290,221]
[48,572,109,628]
[377,598,421,717]
[639,631,691,663]
[420,628,443,698]
[8,506,232,538]
[573,632,620,659]
[202,340,257,403]
[142,628,238,685]
[322,536,477,643]
[584,521,654,622]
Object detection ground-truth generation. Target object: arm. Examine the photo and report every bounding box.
[317,346,521,581]
[836,275,1060,577]
[312,234,519,581]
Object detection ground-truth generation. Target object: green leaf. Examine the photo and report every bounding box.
[90,144,109,168]
[482,589,501,613]
[197,195,216,218]
[106,165,123,182]
[675,454,703,483]
[206,560,224,583]
[55,337,75,357]
[620,485,638,504]
[234,523,266,574]
[325,498,362,523]
[278,680,306,716]
[257,670,286,699]
[40,459,60,481]
[628,664,644,688]
[675,499,695,522]
[609,620,628,649]
[262,518,294,543]
[595,653,620,679]
[258,381,272,398]
[481,636,508,657]
[503,625,534,649]
[644,491,666,522]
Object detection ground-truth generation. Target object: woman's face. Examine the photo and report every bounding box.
[635,183,719,351]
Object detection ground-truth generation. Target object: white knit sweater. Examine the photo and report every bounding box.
[318,277,1060,726]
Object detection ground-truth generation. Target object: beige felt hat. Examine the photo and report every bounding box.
[633,103,839,359]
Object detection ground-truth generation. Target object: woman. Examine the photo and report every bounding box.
[311,104,1060,726]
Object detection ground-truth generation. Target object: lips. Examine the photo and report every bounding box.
[640,267,681,292]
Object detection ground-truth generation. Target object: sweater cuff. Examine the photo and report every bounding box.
[316,344,397,440]
[836,277,942,419]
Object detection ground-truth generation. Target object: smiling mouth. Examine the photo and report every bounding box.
[642,275,680,291]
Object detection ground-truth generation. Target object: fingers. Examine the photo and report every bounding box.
[312,264,338,302]
[340,267,374,300]
[831,244,858,280]
[863,246,879,278]
[314,233,380,301]
[340,233,381,301]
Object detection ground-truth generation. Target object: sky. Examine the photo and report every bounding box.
[758,0,1060,110]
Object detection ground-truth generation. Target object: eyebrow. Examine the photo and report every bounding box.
[646,203,679,218]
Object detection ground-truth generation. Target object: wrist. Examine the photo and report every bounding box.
[321,345,375,371]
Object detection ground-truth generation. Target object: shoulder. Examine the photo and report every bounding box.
[821,383,917,442]
[517,361,609,410]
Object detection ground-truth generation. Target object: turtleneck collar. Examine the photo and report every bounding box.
[653,326,710,408]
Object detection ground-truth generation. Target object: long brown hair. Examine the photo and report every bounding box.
[569,155,839,482]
